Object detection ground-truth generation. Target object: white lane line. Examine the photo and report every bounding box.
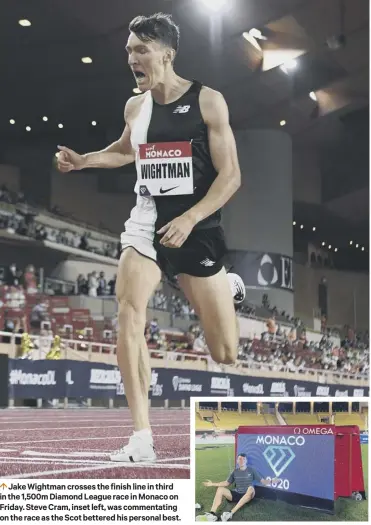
[156,456,190,463]
[21,450,110,456]
[0,449,17,452]
[0,422,189,433]
[0,457,110,464]
[3,460,190,478]
[21,450,190,463]
[0,432,190,446]
[0,417,187,426]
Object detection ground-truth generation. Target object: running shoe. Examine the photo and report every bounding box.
[227,272,246,304]
[110,433,156,462]
[195,513,218,522]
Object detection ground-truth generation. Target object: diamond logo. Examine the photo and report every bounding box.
[263,446,296,477]
[172,376,179,391]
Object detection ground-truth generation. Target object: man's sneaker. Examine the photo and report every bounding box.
[195,513,218,522]
[110,433,156,462]
[227,272,246,304]
[221,511,233,521]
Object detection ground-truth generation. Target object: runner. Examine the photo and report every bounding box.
[56,13,245,463]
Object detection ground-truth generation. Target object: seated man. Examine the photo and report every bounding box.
[198,453,276,522]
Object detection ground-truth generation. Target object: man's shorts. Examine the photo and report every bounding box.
[230,487,254,502]
[121,197,227,279]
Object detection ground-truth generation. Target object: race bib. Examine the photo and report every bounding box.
[137,142,194,196]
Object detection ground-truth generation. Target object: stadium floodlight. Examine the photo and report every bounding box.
[322,242,325,246]
[81,57,93,64]
[349,240,353,245]
[280,120,286,126]
[300,225,304,229]
[361,247,365,251]
[91,121,97,126]
[26,126,31,131]
[9,119,15,125]
[58,123,63,129]
[312,227,316,231]
[356,244,359,248]
[293,221,296,226]
[19,19,31,27]
[280,59,297,74]
[42,116,48,122]
[334,248,338,252]
[200,0,228,12]
[328,245,332,249]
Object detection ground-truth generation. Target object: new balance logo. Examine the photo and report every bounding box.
[200,258,215,267]
[173,105,191,114]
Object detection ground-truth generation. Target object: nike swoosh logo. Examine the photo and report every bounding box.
[159,186,179,194]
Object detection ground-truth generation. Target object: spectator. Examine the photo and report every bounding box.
[108,275,116,296]
[77,274,87,295]
[23,265,38,294]
[88,271,98,297]
[97,272,107,296]
[148,318,160,344]
[29,301,49,334]
[6,263,20,287]
[79,233,89,251]
[5,285,25,309]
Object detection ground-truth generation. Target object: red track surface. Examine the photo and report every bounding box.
[0,408,190,479]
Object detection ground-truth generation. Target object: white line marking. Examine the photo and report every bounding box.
[22,451,108,458]
[0,422,188,433]
[3,460,190,478]
[0,457,110,464]
[21,450,190,463]
[0,431,189,446]
[0,418,187,426]
[0,449,17,452]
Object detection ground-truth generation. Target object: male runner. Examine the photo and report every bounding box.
[198,453,276,521]
[57,13,244,462]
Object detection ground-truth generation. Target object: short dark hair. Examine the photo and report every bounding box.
[129,13,180,54]
[238,453,247,458]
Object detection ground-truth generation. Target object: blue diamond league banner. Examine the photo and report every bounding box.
[236,425,335,502]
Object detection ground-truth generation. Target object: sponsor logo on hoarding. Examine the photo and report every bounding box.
[293,385,311,397]
[210,377,233,395]
[89,369,121,386]
[270,382,286,395]
[172,376,202,393]
[335,390,349,397]
[66,370,74,385]
[353,389,365,397]
[9,370,56,386]
[243,383,264,395]
[150,371,163,397]
[316,386,330,396]
[293,427,333,435]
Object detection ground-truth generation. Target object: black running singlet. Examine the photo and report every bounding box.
[146,80,221,230]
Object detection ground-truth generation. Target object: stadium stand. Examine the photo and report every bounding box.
[0,190,369,395]
[196,402,368,432]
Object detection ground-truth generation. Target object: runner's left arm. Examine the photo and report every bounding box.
[184,88,241,225]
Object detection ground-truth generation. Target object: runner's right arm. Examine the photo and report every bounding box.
[56,98,138,172]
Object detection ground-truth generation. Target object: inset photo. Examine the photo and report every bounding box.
[195,400,368,521]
